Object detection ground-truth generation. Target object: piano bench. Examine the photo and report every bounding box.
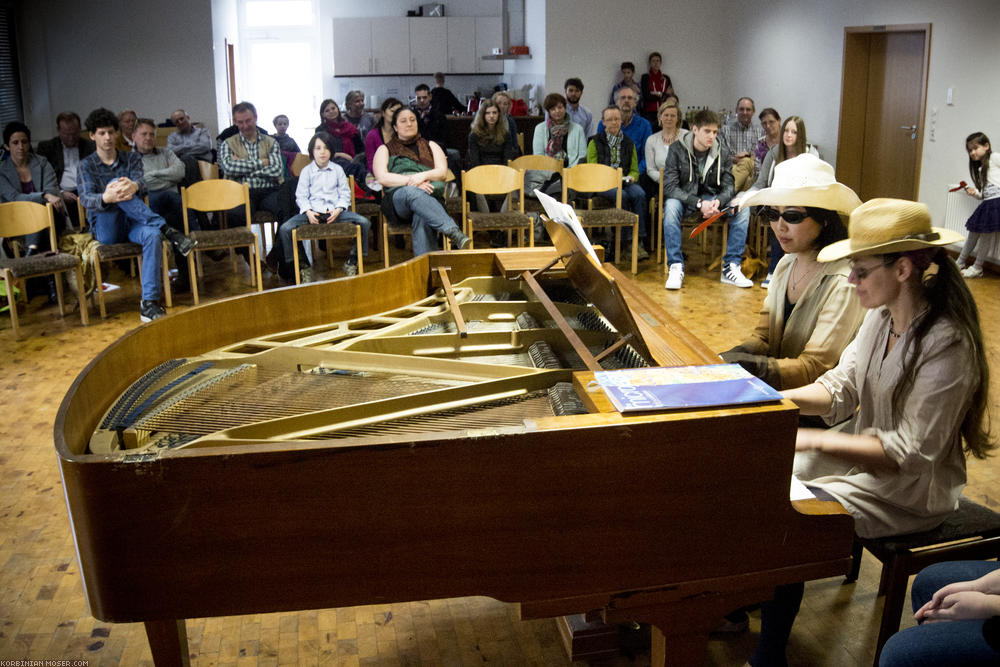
[844,496,1000,665]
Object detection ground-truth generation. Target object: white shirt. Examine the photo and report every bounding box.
[61,145,80,190]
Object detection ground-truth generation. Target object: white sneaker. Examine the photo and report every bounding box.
[962,265,984,278]
[761,272,773,289]
[664,263,684,290]
[721,262,753,287]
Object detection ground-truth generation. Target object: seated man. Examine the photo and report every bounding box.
[719,97,764,193]
[586,106,648,261]
[662,109,751,290]
[167,108,213,186]
[78,108,196,322]
[343,91,376,138]
[597,87,652,174]
[217,101,288,229]
[134,118,196,291]
[37,111,96,229]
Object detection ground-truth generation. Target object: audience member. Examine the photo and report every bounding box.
[533,93,587,167]
[364,98,403,176]
[216,103,269,154]
[491,91,520,142]
[37,111,95,228]
[412,84,445,145]
[372,107,470,255]
[116,109,138,152]
[750,198,992,666]
[315,99,363,159]
[587,106,648,260]
[274,131,371,282]
[271,115,301,154]
[168,109,213,163]
[343,91,377,138]
[754,108,781,172]
[133,118,194,291]
[597,87,653,174]
[218,101,288,229]
[879,561,1000,666]
[1,121,64,253]
[608,61,641,106]
[468,100,519,169]
[77,107,196,322]
[643,101,689,192]
[640,52,674,128]
[431,72,464,116]
[563,77,593,137]
[662,109,751,289]
[719,96,764,162]
[721,154,864,390]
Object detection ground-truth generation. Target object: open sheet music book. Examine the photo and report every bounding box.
[534,189,602,264]
[593,364,784,413]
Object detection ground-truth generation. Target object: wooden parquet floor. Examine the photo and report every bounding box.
[1,238,998,666]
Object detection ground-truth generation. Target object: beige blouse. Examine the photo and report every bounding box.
[794,307,977,538]
[738,254,865,390]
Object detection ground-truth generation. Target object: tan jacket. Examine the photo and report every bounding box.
[738,254,865,390]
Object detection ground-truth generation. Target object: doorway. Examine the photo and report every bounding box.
[835,24,931,201]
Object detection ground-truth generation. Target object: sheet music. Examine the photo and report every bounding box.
[790,476,816,501]
[534,189,602,264]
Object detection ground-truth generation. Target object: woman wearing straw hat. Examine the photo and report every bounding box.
[722,154,865,391]
[749,197,995,667]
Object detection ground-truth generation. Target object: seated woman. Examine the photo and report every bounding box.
[275,132,371,282]
[0,121,65,254]
[738,115,820,287]
[467,99,520,217]
[749,198,995,667]
[315,99,364,160]
[528,93,586,198]
[721,154,864,391]
[363,98,403,175]
[372,107,470,256]
[754,108,781,174]
[116,109,137,152]
[643,101,689,199]
[880,560,1000,666]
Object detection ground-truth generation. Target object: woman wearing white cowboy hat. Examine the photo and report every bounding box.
[722,153,865,391]
[749,197,995,667]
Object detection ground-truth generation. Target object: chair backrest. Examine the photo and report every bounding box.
[508,154,562,173]
[155,126,176,147]
[181,180,251,230]
[197,160,219,181]
[561,164,622,207]
[462,165,524,197]
[290,153,311,178]
[0,202,56,249]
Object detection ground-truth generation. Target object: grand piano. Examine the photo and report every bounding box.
[55,222,854,666]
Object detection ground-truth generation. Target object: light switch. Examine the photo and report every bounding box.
[946,88,954,105]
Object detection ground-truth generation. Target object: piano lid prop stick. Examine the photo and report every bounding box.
[435,267,468,338]
[688,206,735,239]
[529,252,575,279]
[948,180,969,192]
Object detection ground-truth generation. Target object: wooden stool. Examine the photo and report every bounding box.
[844,496,1000,664]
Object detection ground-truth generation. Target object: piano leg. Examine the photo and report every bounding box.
[144,618,190,667]
[652,627,708,667]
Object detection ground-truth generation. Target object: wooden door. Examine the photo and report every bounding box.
[835,25,930,201]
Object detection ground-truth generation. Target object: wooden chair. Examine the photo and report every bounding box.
[844,496,1000,665]
[197,160,219,181]
[461,165,533,250]
[508,154,563,214]
[290,153,311,178]
[181,181,263,305]
[76,199,173,319]
[0,202,88,337]
[291,176,365,285]
[561,163,639,274]
[380,170,458,268]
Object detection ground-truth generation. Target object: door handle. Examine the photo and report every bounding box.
[900,125,917,131]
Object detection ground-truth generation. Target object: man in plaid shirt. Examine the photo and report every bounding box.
[217,101,287,229]
[78,107,196,322]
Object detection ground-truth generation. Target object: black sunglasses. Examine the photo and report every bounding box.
[760,207,809,224]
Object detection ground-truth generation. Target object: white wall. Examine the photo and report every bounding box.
[211,0,240,133]
[17,0,218,136]
[723,0,1000,225]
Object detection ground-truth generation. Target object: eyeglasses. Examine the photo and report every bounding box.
[849,257,898,281]
[760,207,809,224]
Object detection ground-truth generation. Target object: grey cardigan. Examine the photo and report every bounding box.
[0,153,60,204]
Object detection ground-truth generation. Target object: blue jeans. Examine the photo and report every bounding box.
[879,561,1000,666]
[598,183,647,242]
[390,186,462,256]
[278,211,371,265]
[91,196,166,302]
[662,198,749,266]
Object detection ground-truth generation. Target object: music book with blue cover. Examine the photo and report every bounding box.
[593,364,783,413]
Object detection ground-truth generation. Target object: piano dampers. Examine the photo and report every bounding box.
[528,341,563,369]
[547,382,587,415]
[515,312,541,330]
